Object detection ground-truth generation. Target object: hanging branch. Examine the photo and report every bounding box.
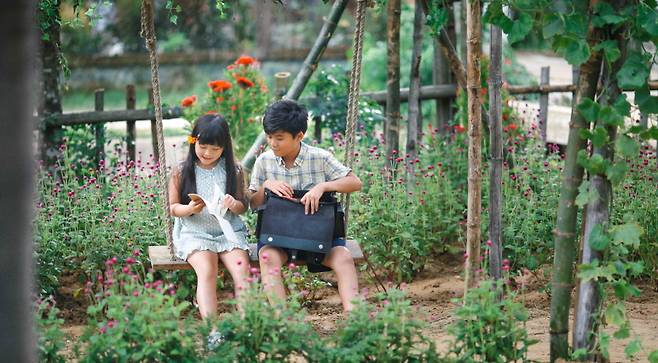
[241,0,350,170]
[140,0,174,256]
[385,0,401,157]
[549,8,604,361]
[406,0,424,190]
[464,0,483,291]
[487,23,503,281]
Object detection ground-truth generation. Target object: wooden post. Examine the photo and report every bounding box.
[406,0,423,190]
[314,116,322,142]
[433,4,455,134]
[148,86,159,162]
[539,66,550,144]
[0,2,37,360]
[464,0,483,291]
[126,85,136,161]
[385,0,401,157]
[274,71,291,99]
[488,23,503,281]
[94,89,105,168]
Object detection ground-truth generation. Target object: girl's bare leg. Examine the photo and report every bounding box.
[187,250,219,319]
[259,246,288,303]
[219,248,251,311]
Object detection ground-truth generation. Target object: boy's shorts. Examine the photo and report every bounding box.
[257,237,347,273]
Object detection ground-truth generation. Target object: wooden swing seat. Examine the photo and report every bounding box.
[148,239,364,271]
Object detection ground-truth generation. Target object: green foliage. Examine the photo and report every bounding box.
[324,289,441,362]
[77,261,199,362]
[282,265,331,307]
[304,64,385,136]
[37,297,66,363]
[207,282,322,362]
[447,279,537,362]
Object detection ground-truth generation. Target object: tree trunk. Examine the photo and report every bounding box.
[487,23,503,281]
[385,0,401,157]
[406,0,423,190]
[573,12,628,358]
[464,0,482,291]
[38,0,63,166]
[549,6,604,361]
[254,0,274,59]
[459,0,467,68]
[0,2,37,361]
[241,0,350,170]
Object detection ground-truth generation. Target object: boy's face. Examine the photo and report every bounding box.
[266,131,304,159]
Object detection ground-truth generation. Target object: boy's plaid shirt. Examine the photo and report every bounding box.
[248,142,351,192]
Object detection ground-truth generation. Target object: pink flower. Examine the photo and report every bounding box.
[288,263,297,270]
[249,267,259,274]
[133,290,139,297]
[486,240,493,247]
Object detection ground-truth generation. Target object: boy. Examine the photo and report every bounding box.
[248,99,362,312]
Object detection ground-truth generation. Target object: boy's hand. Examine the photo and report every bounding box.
[263,179,293,198]
[187,199,205,215]
[300,184,325,215]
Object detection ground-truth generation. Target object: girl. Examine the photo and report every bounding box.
[168,114,250,324]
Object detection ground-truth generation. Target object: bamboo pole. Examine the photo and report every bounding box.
[539,67,550,143]
[549,5,604,360]
[126,85,137,161]
[487,23,503,281]
[241,0,350,170]
[385,0,401,157]
[406,0,423,189]
[573,13,628,357]
[0,2,37,360]
[94,89,105,168]
[464,0,483,291]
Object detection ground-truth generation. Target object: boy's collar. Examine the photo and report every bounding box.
[276,142,307,168]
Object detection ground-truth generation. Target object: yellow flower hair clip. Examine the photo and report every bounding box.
[187,135,197,144]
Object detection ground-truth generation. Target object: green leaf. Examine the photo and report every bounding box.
[169,15,178,24]
[593,40,621,64]
[605,303,625,326]
[612,223,642,248]
[588,224,609,251]
[640,126,658,141]
[598,106,624,127]
[575,180,599,207]
[577,98,600,122]
[615,135,639,158]
[627,261,644,275]
[605,160,628,186]
[616,52,650,90]
[577,261,602,281]
[638,4,658,38]
[593,2,626,26]
[590,126,609,147]
[612,94,631,116]
[564,13,588,36]
[542,13,563,39]
[635,85,658,114]
[625,338,641,358]
[508,13,534,44]
[613,323,630,339]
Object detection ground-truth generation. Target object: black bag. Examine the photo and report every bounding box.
[255,189,345,269]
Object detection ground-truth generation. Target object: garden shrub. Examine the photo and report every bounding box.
[207,277,323,362]
[77,258,200,362]
[37,296,66,363]
[447,279,537,363]
[322,289,441,363]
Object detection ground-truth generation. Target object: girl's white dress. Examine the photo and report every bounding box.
[173,159,249,260]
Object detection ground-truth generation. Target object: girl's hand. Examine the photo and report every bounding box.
[222,194,239,213]
[187,199,205,215]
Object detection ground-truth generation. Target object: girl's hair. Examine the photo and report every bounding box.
[177,114,245,205]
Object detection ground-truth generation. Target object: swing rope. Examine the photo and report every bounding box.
[140,0,174,257]
[342,0,369,228]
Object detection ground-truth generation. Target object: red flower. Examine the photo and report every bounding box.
[454,124,466,133]
[208,80,231,92]
[180,95,197,107]
[231,105,237,111]
[216,96,224,102]
[205,110,218,115]
[235,76,254,88]
[226,64,235,71]
[507,123,518,131]
[235,55,256,66]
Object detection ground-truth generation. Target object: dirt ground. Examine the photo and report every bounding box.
[59,253,658,362]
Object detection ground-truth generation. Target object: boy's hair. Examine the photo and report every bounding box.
[262,99,308,136]
[178,114,244,204]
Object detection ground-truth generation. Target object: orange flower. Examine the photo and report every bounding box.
[507,123,518,131]
[208,80,231,92]
[454,124,466,133]
[181,95,197,107]
[216,96,224,102]
[235,55,256,66]
[205,110,218,115]
[231,105,237,111]
[187,135,197,144]
[226,65,235,71]
[235,76,254,88]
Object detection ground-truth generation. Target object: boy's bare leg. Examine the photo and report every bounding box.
[259,246,288,303]
[187,250,219,319]
[219,249,251,312]
[323,246,359,312]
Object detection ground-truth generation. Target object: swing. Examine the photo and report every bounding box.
[145,0,369,271]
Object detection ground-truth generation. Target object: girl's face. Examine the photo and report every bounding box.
[195,143,224,168]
